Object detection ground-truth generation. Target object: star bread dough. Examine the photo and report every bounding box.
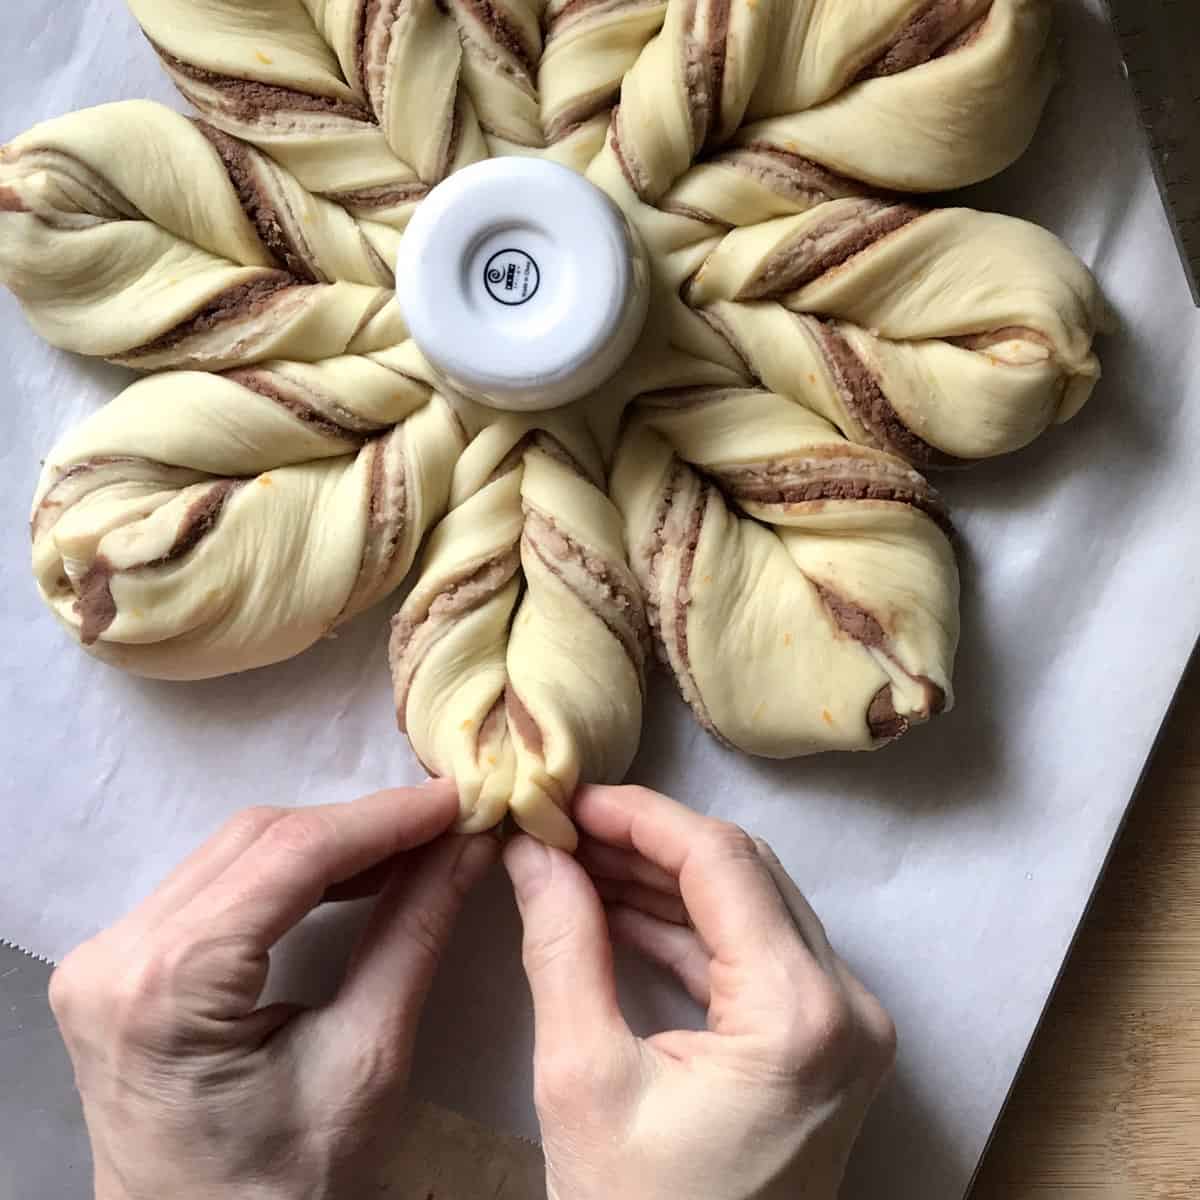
[0,0,1107,849]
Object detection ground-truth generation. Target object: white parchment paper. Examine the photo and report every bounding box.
[2,3,1198,1197]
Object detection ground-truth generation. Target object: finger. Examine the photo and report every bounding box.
[752,838,837,968]
[574,786,822,987]
[128,806,288,931]
[576,837,681,895]
[606,905,711,1007]
[593,877,690,926]
[504,835,633,1061]
[328,834,498,1065]
[175,782,460,951]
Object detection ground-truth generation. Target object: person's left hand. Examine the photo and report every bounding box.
[48,782,497,1200]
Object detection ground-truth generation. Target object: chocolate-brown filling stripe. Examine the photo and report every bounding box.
[225,368,381,441]
[631,387,953,528]
[523,512,649,685]
[643,463,721,738]
[32,456,157,540]
[121,274,298,360]
[716,468,954,536]
[327,182,430,210]
[858,0,992,80]
[726,144,869,205]
[357,0,390,104]
[486,432,598,489]
[350,428,411,606]
[810,581,947,740]
[668,473,718,736]
[455,0,539,77]
[867,688,909,740]
[681,0,731,149]
[155,44,375,124]
[195,122,318,283]
[504,686,545,756]
[815,322,960,469]
[0,185,27,212]
[738,203,922,301]
[610,108,647,196]
[704,0,731,142]
[545,88,621,143]
[76,480,244,646]
[390,547,522,724]
[938,12,989,58]
[641,463,679,651]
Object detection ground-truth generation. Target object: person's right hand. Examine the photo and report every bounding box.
[503,785,896,1200]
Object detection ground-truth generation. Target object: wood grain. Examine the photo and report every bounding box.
[971,656,1200,1198]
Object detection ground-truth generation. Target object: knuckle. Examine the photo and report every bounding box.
[221,805,284,846]
[863,997,899,1073]
[104,932,255,1049]
[260,810,338,861]
[701,820,758,864]
[47,946,93,1025]
[115,940,190,1012]
[777,983,856,1072]
[337,1033,406,1104]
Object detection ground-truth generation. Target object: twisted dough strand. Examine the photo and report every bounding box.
[32,363,464,680]
[128,0,456,224]
[613,387,958,757]
[0,102,405,368]
[593,0,1053,210]
[739,0,1055,192]
[684,198,1107,461]
[391,422,648,849]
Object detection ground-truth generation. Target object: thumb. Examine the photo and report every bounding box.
[504,836,631,1062]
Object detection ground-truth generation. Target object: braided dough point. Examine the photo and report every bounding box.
[0,102,404,368]
[739,0,1056,191]
[613,389,958,756]
[32,370,463,680]
[685,199,1108,461]
[391,440,648,851]
[0,0,1111,843]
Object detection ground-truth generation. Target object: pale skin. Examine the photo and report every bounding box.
[49,782,896,1200]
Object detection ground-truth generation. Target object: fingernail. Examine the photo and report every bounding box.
[503,836,552,904]
[453,835,498,887]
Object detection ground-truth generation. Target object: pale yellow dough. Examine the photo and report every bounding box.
[0,0,1107,846]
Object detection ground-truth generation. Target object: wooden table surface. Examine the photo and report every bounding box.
[971,656,1200,1198]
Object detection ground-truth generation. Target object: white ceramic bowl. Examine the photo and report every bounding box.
[395,158,650,412]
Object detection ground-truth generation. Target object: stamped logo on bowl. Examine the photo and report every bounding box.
[484,248,541,306]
